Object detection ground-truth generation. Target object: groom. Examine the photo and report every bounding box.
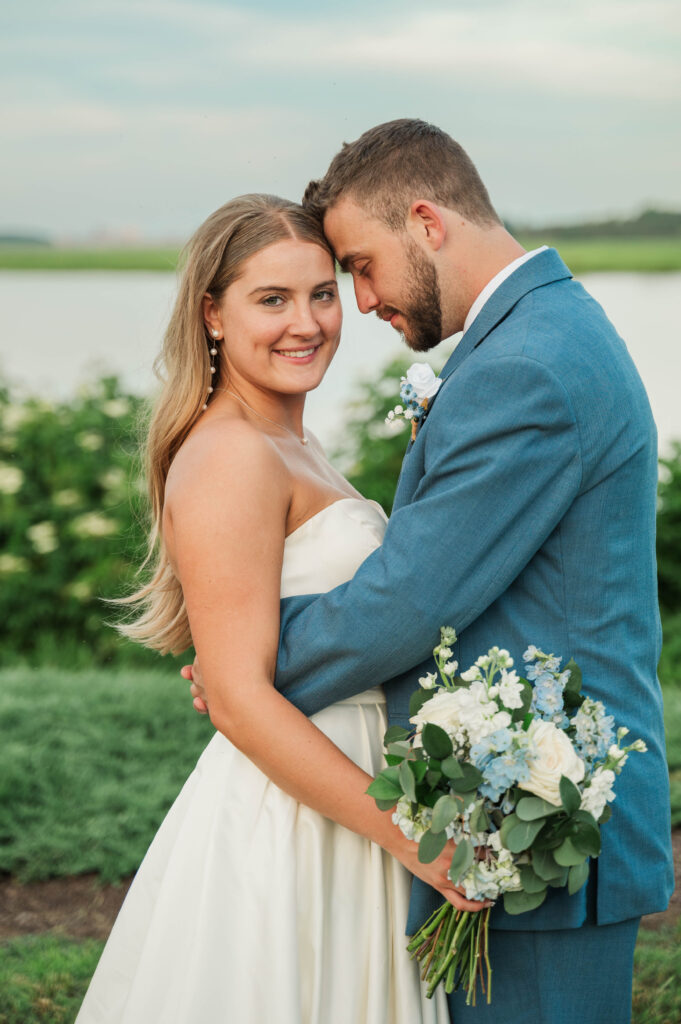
[189,120,673,1021]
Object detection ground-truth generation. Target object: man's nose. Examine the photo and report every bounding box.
[353,277,379,315]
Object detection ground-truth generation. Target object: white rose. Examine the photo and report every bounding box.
[519,719,585,806]
[406,363,442,401]
[411,690,464,735]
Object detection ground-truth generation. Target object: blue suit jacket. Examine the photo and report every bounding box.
[275,248,674,932]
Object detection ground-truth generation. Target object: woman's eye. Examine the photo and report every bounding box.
[313,289,336,302]
[261,294,284,307]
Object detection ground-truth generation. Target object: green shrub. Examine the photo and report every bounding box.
[0,378,160,666]
[0,668,210,882]
[658,443,681,616]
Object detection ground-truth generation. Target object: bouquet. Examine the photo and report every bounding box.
[367,628,646,1005]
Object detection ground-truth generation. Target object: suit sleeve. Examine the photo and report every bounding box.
[275,354,583,715]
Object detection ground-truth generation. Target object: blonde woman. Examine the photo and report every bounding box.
[76,195,471,1024]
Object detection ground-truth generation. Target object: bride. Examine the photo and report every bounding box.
[76,194,476,1023]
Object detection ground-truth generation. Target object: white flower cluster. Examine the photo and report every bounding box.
[458,842,522,902]
[580,766,616,820]
[392,796,433,842]
[411,684,512,753]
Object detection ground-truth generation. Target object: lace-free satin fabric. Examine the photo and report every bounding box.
[76,498,448,1023]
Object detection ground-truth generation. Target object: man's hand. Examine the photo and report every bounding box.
[181,658,209,714]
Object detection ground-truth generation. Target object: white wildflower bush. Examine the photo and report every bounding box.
[0,376,154,665]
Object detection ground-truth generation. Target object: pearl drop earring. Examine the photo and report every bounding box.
[203,328,221,410]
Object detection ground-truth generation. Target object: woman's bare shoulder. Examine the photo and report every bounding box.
[165,413,290,513]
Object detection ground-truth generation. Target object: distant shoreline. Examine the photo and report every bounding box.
[0,238,679,273]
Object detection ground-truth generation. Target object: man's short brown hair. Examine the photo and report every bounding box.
[303,119,501,231]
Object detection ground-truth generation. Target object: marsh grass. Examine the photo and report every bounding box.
[0,238,679,273]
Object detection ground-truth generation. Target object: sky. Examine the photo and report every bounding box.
[2,0,680,240]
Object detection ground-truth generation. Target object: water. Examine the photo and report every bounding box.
[0,270,679,454]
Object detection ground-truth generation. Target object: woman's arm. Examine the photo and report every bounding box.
[167,420,484,913]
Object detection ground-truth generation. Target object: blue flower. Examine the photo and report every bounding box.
[531,672,566,718]
[479,743,533,802]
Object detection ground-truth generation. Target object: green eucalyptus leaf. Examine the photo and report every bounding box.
[431,794,459,834]
[568,860,590,895]
[441,756,464,779]
[499,812,520,849]
[532,848,565,881]
[375,797,400,811]
[448,838,474,884]
[505,818,545,853]
[448,762,483,793]
[563,659,583,708]
[469,802,490,835]
[599,805,613,825]
[571,822,601,858]
[559,776,582,816]
[366,772,402,801]
[384,725,410,745]
[399,761,417,803]
[418,828,447,864]
[519,864,549,894]
[387,740,411,758]
[516,795,561,821]
[422,723,454,760]
[503,888,547,915]
[554,837,587,867]
[547,867,569,887]
[412,760,429,783]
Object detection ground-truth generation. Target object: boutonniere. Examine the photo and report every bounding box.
[386,362,443,440]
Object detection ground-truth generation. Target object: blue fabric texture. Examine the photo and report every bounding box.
[275,248,674,935]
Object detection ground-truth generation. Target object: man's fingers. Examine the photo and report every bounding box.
[192,697,209,715]
[180,665,194,680]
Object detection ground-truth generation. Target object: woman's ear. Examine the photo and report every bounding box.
[202,293,222,337]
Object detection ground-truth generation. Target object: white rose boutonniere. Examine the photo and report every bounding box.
[386,362,442,440]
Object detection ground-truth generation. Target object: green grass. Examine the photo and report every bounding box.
[0,237,679,273]
[662,686,681,827]
[0,926,677,1023]
[0,935,103,1024]
[0,247,180,271]
[632,923,681,1023]
[0,668,211,881]
[517,236,681,273]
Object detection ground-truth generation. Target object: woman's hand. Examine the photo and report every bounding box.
[180,660,209,714]
[386,828,491,914]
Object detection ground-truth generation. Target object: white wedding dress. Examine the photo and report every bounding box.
[77,497,448,1024]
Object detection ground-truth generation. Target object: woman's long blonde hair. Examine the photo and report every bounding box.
[118,194,331,654]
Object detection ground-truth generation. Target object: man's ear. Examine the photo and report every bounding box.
[406,200,447,251]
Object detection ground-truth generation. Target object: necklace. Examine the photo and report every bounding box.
[221,389,309,446]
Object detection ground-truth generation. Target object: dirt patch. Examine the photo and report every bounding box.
[0,874,132,941]
[1,832,679,942]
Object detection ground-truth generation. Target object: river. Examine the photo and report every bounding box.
[0,270,679,454]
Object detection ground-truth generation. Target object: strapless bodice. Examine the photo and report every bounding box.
[281,497,387,598]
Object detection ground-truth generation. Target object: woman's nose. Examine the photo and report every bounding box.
[289,302,320,337]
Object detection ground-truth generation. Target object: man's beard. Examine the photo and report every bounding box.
[396,241,443,352]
